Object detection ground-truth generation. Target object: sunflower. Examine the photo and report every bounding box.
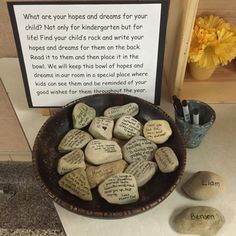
[188,15,236,68]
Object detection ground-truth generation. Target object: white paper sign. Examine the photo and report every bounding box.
[9,2,168,107]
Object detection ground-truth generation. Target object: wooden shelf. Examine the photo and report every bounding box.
[181,62,236,103]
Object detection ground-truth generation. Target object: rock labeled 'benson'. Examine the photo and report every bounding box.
[88,116,114,140]
[98,173,139,204]
[114,115,143,140]
[72,102,96,129]
[85,139,122,165]
[104,103,139,119]
[58,129,93,153]
[173,206,225,235]
[57,149,85,175]
[143,120,172,144]
[124,160,157,187]
[182,171,224,200]
[122,135,157,163]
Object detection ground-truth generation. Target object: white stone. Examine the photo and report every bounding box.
[104,103,139,119]
[58,168,92,201]
[85,139,122,165]
[88,116,114,140]
[58,129,93,153]
[86,160,128,188]
[174,206,225,235]
[72,102,96,129]
[124,161,157,187]
[98,173,139,204]
[113,115,143,140]
[57,149,86,175]
[182,171,224,200]
[122,135,157,163]
[155,147,179,173]
[143,120,172,144]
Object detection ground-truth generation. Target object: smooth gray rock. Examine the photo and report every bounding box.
[182,171,224,200]
[113,115,143,140]
[88,116,114,140]
[86,160,128,188]
[124,160,157,187]
[58,129,93,153]
[58,168,92,201]
[57,149,86,175]
[173,206,225,235]
[155,147,179,173]
[98,173,139,204]
[85,139,122,165]
[104,103,139,119]
[122,135,157,163]
[72,102,96,129]
[143,120,172,144]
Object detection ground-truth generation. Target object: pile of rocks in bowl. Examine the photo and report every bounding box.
[56,102,179,205]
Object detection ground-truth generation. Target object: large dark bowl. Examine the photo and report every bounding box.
[32,94,186,218]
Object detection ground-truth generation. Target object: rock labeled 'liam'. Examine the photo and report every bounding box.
[155,146,179,173]
[114,115,143,140]
[182,171,224,200]
[86,160,128,188]
[143,120,172,144]
[58,129,93,153]
[88,116,114,140]
[124,160,157,187]
[85,139,122,165]
[72,102,96,129]
[173,206,225,235]
[98,173,139,204]
[104,103,139,119]
[57,149,85,175]
[122,135,157,163]
[58,168,92,201]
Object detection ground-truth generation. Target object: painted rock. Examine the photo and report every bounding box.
[85,139,122,165]
[173,206,225,235]
[58,168,92,201]
[155,147,179,173]
[86,160,128,188]
[72,102,96,129]
[124,160,157,187]
[143,120,172,144]
[104,103,139,119]
[122,135,157,163]
[58,129,93,153]
[113,115,143,140]
[88,116,114,140]
[98,173,139,204]
[57,149,85,175]
[182,171,224,200]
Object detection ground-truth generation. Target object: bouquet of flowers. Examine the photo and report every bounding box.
[188,15,236,69]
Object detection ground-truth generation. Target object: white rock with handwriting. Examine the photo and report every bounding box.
[143,120,172,144]
[72,102,96,129]
[86,160,128,188]
[182,171,224,200]
[122,135,157,163]
[155,147,179,173]
[58,168,92,201]
[98,173,139,204]
[85,139,122,165]
[58,129,93,153]
[104,103,139,119]
[124,161,157,187]
[88,116,114,140]
[57,149,85,175]
[114,115,143,140]
[173,206,225,235]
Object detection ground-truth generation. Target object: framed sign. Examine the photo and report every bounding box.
[8,1,169,107]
